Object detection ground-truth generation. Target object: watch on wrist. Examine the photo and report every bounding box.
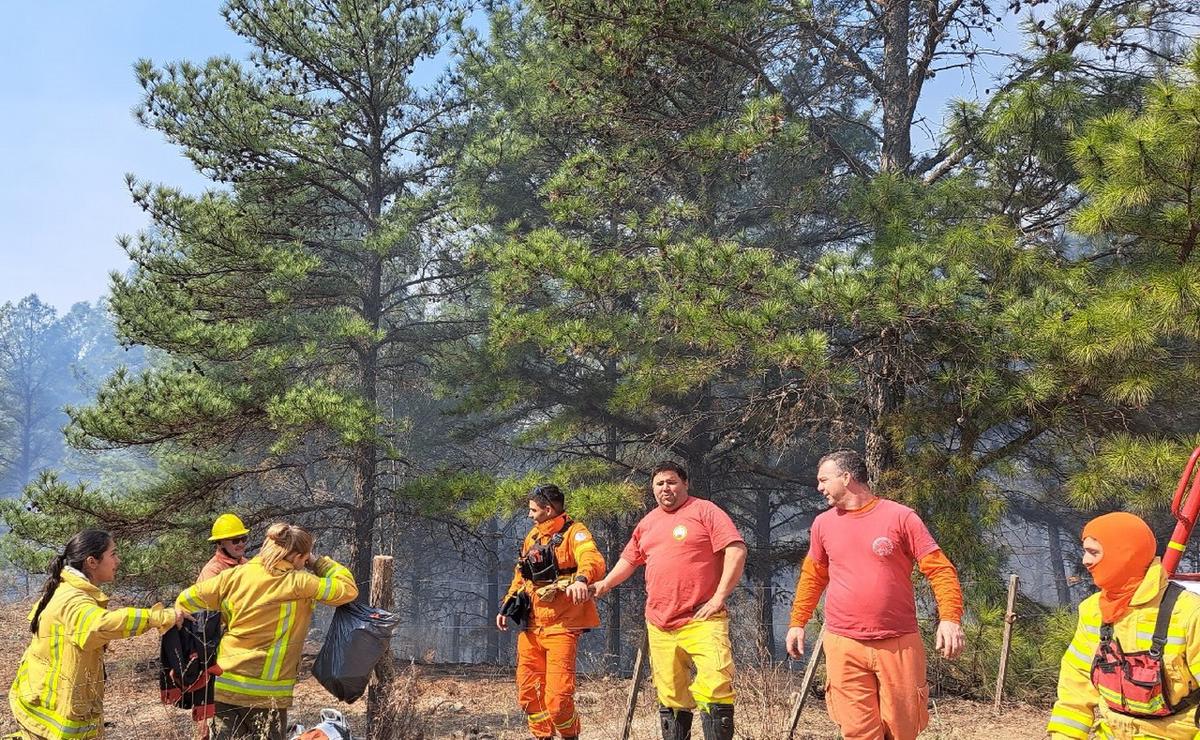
[574,575,588,584]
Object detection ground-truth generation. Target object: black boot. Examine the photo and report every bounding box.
[700,704,733,740]
[659,706,694,739]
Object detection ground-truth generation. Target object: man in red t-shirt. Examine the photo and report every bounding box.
[591,461,746,740]
[786,449,965,740]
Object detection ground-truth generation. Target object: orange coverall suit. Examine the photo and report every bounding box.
[505,514,606,738]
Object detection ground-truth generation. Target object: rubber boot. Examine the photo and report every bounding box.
[700,704,734,740]
[659,706,694,739]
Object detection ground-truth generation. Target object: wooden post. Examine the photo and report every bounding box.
[367,555,396,740]
[787,625,825,740]
[619,630,650,740]
[993,574,1019,712]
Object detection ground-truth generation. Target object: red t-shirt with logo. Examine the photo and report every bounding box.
[621,496,745,630]
[808,497,941,639]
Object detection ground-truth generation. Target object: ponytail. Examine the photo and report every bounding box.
[258,523,313,570]
[30,530,113,634]
[30,553,67,634]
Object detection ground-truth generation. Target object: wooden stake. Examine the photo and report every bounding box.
[993,574,1019,713]
[367,555,396,740]
[620,630,650,740]
[787,625,825,740]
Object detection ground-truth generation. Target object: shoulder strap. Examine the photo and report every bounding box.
[548,516,573,547]
[1151,582,1184,655]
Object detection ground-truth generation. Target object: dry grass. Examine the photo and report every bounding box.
[0,599,1047,739]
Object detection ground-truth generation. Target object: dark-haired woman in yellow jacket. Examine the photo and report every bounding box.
[9,530,187,740]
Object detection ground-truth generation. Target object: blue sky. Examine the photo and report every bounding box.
[0,3,1019,314]
[0,1,246,312]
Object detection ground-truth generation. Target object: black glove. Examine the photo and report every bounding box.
[499,590,532,630]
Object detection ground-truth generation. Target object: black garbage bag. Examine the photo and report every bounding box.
[312,602,399,703]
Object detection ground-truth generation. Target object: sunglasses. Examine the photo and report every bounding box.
[225,536,248,545]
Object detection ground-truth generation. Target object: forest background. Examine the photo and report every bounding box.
[1,0,1200,702]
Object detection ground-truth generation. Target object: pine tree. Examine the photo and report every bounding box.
[456,0,1196,618]
[1060,46,1200,510]
[2,0,472,586]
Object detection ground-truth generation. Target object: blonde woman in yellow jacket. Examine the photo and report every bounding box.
[9,530,187,740]
[176,523,357,740]
[1049,513,1200,740]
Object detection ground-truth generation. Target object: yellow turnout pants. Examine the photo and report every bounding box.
[646,615,736,710]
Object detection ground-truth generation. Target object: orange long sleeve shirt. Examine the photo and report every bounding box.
[789,500,964,629]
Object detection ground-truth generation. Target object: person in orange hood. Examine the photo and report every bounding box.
[497,484,606,740]
[1048,512,1200,739]
[1083,512,1157,622]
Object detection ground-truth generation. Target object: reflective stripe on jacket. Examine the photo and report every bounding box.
[176,555,357,709]
[9,567,175,739]
[1048,560,1200,739]
[505,515,607,633]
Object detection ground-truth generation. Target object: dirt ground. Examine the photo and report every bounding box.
[0,599,1048,739]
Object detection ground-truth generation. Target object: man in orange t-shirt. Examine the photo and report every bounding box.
[592,461,746,740]
[786,449,965,740]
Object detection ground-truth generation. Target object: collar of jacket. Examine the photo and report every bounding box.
[534,513,569,539]
[1130,558,1169,608]
[255,555,299,575]
[213,548,246,568]
[60,566,107,606]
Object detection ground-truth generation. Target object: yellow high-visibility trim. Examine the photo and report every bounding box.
[1168,541,1186,551]
[179,587,206,613]
[262,602,294,680]
[72,606,102,648]
[43,626,63,708]
[1095,683,1166,714]
[123,608,145,637]
[214,672,295,698]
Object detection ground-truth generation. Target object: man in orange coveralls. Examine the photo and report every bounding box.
[786,449,966,740]
[497,484,607,740]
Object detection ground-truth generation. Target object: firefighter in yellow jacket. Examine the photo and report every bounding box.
[1048,512,1200,739]
[496,484,607,740]
[9,530,187,740]
[176,523,358,740]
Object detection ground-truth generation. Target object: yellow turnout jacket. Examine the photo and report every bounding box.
[8,567,175,739]
[1049,560,1200,739]
[175,554,357,708]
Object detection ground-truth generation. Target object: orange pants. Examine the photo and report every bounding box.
[517,630,580,737]
[823,630,929,740]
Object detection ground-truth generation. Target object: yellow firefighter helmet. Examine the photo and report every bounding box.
[208,513,250,542]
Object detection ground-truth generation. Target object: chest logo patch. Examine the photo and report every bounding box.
[871,537,896,557]
[574,531,589,542]
[672,525,688,541]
